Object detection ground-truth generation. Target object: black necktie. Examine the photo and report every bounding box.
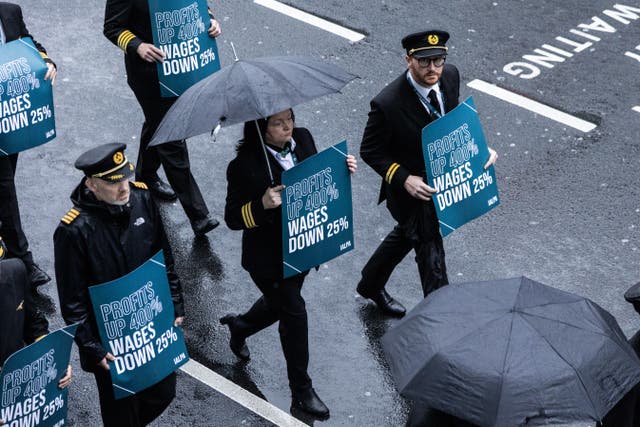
[428,89,442,116]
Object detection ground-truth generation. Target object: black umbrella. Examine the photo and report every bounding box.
[149,55,356,182]
[381,276,640,427]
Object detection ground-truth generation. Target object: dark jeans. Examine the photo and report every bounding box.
[234,272,312,393]
[358,224,448,298]
[94,369,176,427]
[0,153,34,267]
[128,83,209,223]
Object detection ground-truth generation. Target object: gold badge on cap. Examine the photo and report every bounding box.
[428,34,439,45]
[113,152,124,165]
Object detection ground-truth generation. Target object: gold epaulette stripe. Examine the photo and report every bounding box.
[61,208,80,224]
[241,202,257,229]
[38,52,49,60]
[117,30,136,51]
[132,181,148,190]
[385,163,400,184]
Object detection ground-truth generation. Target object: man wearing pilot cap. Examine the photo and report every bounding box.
[357,30,498,316]
[54,143,185,426]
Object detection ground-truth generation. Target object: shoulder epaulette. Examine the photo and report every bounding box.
[132,181,148,190]
[61,208,81,225]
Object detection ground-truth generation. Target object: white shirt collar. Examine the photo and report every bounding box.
[264,137,297,171]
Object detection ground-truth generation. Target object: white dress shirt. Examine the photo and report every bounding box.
[265,137,297,171]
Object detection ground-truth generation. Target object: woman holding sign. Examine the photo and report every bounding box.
[221,109,356,419]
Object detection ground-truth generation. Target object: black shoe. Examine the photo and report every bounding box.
[28,264,51,288]
[147,179,177,201]
[219,315,250,360]
[291,388,330,419]
[357,285,406,317]
[191,215,219,236]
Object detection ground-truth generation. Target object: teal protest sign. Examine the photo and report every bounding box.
[282,141,354,278]
[89,251,188,400]
[422,96,499,237]
[0,324,78,427]
[0,38,55,156]
[149,0,220,97]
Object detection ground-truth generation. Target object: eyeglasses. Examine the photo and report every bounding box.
[414,55,446,68]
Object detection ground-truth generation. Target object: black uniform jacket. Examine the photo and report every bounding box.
[360,65,460,225]
[103,0,214,99]
[54,180,184,371]
[225,128,317,279]
[0,258,48,366]
[0,2,54,66]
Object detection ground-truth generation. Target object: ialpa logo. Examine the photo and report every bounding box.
[134,217,146,226]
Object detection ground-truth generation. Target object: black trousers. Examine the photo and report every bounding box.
[126,66,209,223]
[234,273,312,393]
[358,223,448,298]
[0,154,34,267]
[94,368,176,427]
[0,258,48,365]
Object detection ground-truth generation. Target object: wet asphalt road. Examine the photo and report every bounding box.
[11,0,640,425]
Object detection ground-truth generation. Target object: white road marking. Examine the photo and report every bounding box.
[467,79,597,133]
[253,0,365,43]
[633,106,640,114]
[180,360,309,427]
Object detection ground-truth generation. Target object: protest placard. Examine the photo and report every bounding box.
[422,96,499,237]
[0,38,55,156]
[281,141,354,278]
[89,251,188,400]
[0,324,78,427]
[149,0,221,97]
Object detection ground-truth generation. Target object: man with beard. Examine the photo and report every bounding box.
[357,30,497,316]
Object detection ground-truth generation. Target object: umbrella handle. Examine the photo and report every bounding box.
[231,42,239,62]
[209,122,222,143]
[255,120,275,186]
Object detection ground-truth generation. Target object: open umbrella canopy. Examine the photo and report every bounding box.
[150,55,357,146]
[381,276,640,427]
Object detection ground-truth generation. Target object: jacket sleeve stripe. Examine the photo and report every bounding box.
[117,31,136,51]
[247,202,257,228]
[241,204,248,228]
[385,163,400,184]
[241,202,257,229]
